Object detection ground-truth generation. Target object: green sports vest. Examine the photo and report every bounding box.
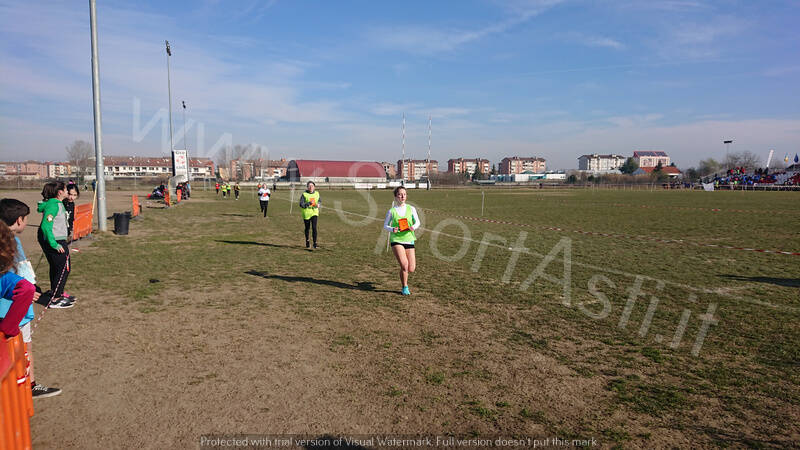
[301,191,320,220]
[390,205,415,244]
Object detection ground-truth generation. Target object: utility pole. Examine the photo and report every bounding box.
[427,115,432,189]
[723,139,733,170]
[401,113,406,182]
[166,40,174,155]
[182,100,189,180]
[89,0,107,231]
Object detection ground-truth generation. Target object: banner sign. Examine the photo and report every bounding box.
[172,149,189,181]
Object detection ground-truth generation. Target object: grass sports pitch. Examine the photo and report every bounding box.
[21,186,800,448]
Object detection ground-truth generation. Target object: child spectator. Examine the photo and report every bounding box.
[0,199,62,397]
[64,183,80,242]
[37,182,74,309]
[62,184,80,301]
[0,221,35,337]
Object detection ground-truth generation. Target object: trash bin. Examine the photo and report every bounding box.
[113,212,131,235]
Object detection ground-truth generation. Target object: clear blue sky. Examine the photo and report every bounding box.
[1,0,799,170]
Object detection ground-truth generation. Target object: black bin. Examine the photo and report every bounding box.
[113,212,131,235]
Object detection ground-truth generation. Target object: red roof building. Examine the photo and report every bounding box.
[633,166,682,178]
[287,160,387,182]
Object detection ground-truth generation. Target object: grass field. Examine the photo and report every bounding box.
[12,186,799,448]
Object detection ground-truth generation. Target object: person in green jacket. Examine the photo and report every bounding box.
[36,181,74,308]
[299,181,320,249]
[383,186,420,295]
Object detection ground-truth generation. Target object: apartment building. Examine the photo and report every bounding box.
[447,158,490,176]
[633,151,670,168]
[397,159,439,180]
[577,154,627,173]
[499,156,546,174]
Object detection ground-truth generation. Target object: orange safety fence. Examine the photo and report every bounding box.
[131,195,141,217]
[0,334,33,450]
[72,203,93,241]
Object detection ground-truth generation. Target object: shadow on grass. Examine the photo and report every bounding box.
[220,213,254,217]
[718,275,800,288]
[215,240,295,249]
[246,270,397,294]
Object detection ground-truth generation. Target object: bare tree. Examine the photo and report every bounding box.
[724,151,761,170]
[697,158,720,177]
[66,140,93,181]
[214,145,233,169]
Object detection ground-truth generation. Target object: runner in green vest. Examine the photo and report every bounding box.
[382,186,420,295]
[299,181,321,249]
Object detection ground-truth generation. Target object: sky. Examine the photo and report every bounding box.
[1,0,799,170]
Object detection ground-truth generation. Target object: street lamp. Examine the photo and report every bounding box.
[165,40,174,154]
[723,139,733,170]
[182,100,189,180]
[90,0,107,231]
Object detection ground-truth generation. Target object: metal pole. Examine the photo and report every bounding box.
[723,139,733,171]
[166,41,174,155]
[182,101,187,151]
[427,115,431,181]
[428,115,434,189]
[182,100,189,181]
[402,113,405,181]
[481,190,485,216]
[89,0,107,231]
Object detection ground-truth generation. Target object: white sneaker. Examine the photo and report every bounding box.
[47,297,75,309]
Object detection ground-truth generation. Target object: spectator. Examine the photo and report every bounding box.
[36,182,74,309]
[0,199,62,398]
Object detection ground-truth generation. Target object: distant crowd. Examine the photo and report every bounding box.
[706,167,800,186]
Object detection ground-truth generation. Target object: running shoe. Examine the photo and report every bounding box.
[401,286,410,295]
[47,297,75,309]
[31,383,62,398]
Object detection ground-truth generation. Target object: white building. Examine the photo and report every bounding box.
[47,162,72,178]
[85,156,215,179]
[544,172,566,180]
[577,154,626,173]
[633,150,670,168]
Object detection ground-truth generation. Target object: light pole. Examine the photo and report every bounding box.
[401,113,406,183]
[166,41,174,155]
[90,0,107,231]
[723,139,733,170]
[181,101,187,150]
[427,115,431,189]
[182,100,189,180]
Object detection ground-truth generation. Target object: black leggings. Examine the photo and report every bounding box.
[37,229,70,297]
[260,200,269,217]
[304,216,318,244]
